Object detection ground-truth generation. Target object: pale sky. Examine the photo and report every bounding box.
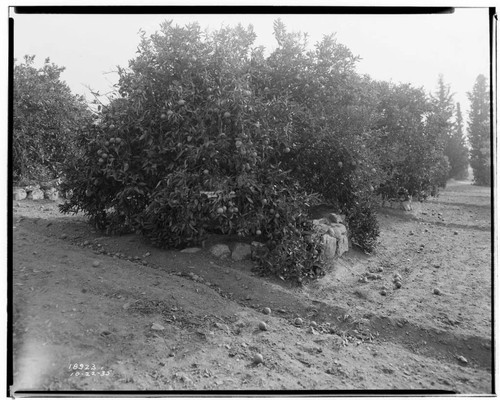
[11,8,491,119]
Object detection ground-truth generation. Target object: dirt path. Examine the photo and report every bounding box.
[10,179,492,393]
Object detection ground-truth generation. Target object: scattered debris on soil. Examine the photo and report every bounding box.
[11,180,492,393]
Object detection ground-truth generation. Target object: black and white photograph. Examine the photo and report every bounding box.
[9,4,494,395]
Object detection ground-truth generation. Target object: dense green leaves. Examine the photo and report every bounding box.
[372,81,445,200]
[58,20,477,280]
[59,22,329,283]
[13,55,93,184]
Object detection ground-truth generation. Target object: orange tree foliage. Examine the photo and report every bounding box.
[13,55,93,183]
[60,20,452,280]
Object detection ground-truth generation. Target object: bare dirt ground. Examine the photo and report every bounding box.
[10,179,493,394]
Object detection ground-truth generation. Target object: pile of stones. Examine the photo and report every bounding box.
[13,179,62,201]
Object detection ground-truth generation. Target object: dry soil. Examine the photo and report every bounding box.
[10,179,493,394]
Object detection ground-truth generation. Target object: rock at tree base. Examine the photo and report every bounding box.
[44,188,59,201]
[180,247,202,254]
[380,198,413,212]
[13,188,27,201]
[210,244,231,259]
[308,204,345,222]
[251,241,268,260]
[27,188,44,200]
[401,200,412,211]
[231,243,252,261]
[312,218,349,258]
[330,224,349,256]
[321,234,337,261]
[326,213,345,224]
[40,179,61,190]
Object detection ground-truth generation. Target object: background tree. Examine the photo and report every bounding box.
[445,102,469,179]
[373,81,446,200]
[426,75,454,186]
[13,55,94,184]
[467,74,491,186]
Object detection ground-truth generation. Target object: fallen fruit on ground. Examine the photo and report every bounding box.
[12,179,491,391]
[253,353,264,364]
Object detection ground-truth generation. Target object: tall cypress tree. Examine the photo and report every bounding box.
[456,102,464,140]
[428,74,454,186]
[445,103,469,179]
[467,74,491,186]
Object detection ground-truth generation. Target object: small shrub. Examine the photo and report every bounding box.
[345,202,380,253]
